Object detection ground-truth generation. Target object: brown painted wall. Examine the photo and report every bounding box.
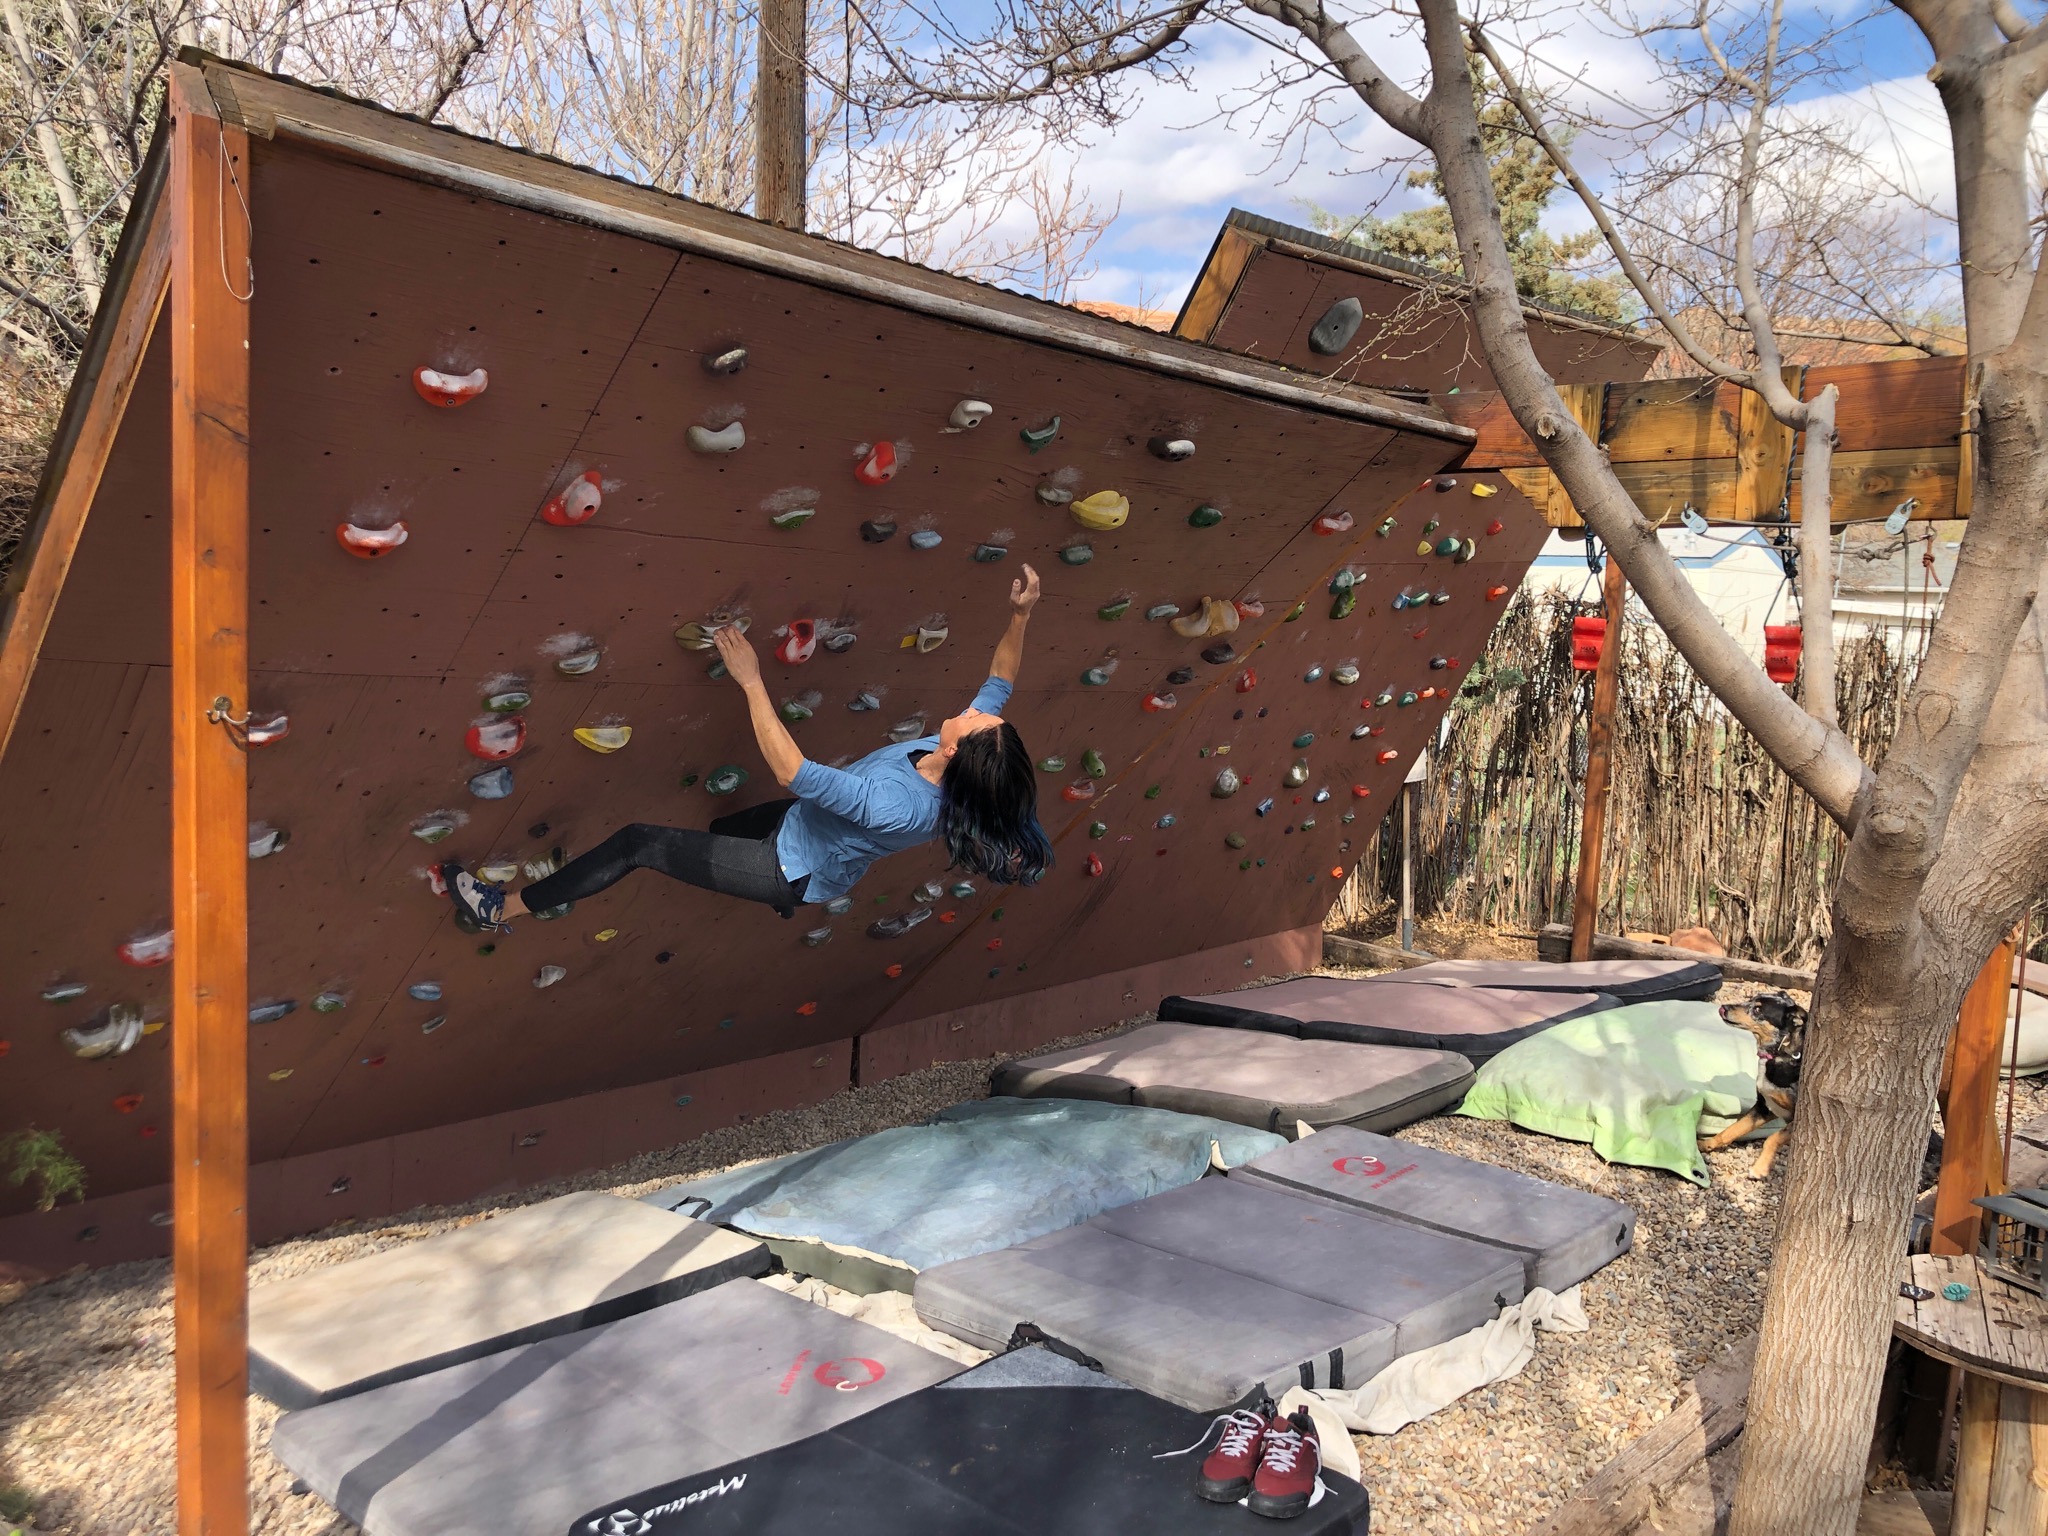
[0,133,1548,1252]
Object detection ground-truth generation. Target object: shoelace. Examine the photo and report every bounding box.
[1152,1407,1269,1461]
[1260,1423,1307,1474]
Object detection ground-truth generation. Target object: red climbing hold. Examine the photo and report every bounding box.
[412,366,488,407]
[1376,749,1400,764]
[1085,853,1104,877]
[1062,781,1097,803]
[1330,867,1346,880]
[113,1093,143,1114]
[776,621,819,666]
[1313,511,1354,536]
[884,963,905,978]
[1764,624,1802,685]
[986,938,1003,951]
[1486,518,1505,536]
[1142,692,1177,713]
[1235,669,1258,693]
[337,520,409,558]
[938,911,958,924]
[855,441,899,485]
[542,470,603,527]
[1486,584,1511,602]
[1233,599,1266,620]
[465,715,527,761]
[796,1001,819,1016]
[1351,785,1370,798]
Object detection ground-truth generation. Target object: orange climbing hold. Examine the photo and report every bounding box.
[412,366,488,407]
[855,440,899,485]
[1486,584,1511,601]
[542,470,604,527]
[1330,867,1346,880]
[336,520,409,558]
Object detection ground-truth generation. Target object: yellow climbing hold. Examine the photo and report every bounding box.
[594,928,619,942]
[1471,482,1499,497]
[574,726,633,752]
[268,1068,293,1081]
[1071,490,1130,531]
[142,1019,165,1035]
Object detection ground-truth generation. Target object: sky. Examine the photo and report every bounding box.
[955,0,1970,316]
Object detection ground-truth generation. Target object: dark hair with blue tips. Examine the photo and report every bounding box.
[938,720,1053,885]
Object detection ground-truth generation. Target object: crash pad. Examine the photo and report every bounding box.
[991,1022,1474,1135]
[1372,956,1721,1003]
[1159,977,1616,1064]
[915,1178,1522,1410]
[248,1191,770,1408]
[643,1098,1284,1292]
[1229,1126,1635,1292]
[567,1343,1371,1535]
[267,1278,962,1536]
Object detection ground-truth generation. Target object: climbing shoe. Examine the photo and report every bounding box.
[443,863,510,935]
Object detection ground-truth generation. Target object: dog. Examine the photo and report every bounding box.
[1700,991,1806,1178]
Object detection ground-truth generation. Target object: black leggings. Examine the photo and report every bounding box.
[521,800,808,916]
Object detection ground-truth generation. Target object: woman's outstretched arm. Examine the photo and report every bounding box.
[715,626,804,787]
[989,562,1041,683]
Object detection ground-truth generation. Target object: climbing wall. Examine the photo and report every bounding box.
[0,112,1551,1249]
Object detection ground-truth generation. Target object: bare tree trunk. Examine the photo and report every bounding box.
[1,0,105,312]
[1798,383,1839,725]
[755,0,806,227]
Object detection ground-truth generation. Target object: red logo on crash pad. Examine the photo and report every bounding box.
[814,1357,886,1391]
[1332,1155,1386,1177]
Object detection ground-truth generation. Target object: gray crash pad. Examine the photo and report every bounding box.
[1371,957,1721,1003]
[268,1278,963,1536]
[1158,978,1615,1064]
[1229,1126,1636,1292]
[249,1192,770,1408]
[915,1178,1522,1411]
[990,1022,1474,1135]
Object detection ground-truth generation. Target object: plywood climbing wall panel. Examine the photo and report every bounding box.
[0,114,1548,1238]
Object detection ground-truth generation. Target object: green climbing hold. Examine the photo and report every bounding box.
[1187,504,1223,529]
[1301,816,1317,829]
[1020,417,1060,453]
[1330,589,1356,620]
[1284,602,1306,622]
[1089,821,1108,839]
[779,692,820,722]
[484,689,531,713]
[1082,663,1116,686]
[311,991,349,1013]
[1062,544,1094,566]
[706,764,749,795]
[1376,516,1398,537]
[1423,517,1440,534]
[771,506,816,531]
[1435,535,1461,557]
[992,907,1005,920]
[1943,1282,1972,1302]
[1329,569,1356,593]
[1293,732,1315,749]
[1225,831,1247,849]
[1082,749,1106,778]
[708,661,728,680]
[950,881,976,899]
[1398,691,1418,707]
[1037,755,1067,773]
[679,773,699,788]
[1144,783,1163,800]
[1098,597,1131,620]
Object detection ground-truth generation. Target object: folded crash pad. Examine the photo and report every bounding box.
[991,1022,1474,1135]
[568,1343,1371,1535]
[643,1098,1284,1292]
[915,1178,1521,1411]
[267,1278,963,1536]
[248,1191,770,1408]
[1159,977,1615,1064]
[1371,956,1721,1003]
[1229,1126,1635,1292]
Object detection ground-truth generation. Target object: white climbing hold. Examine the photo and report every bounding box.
[62,1003,146,1060]
[534,965,568,989]
[688,421,747,454]
[948,399,993,431]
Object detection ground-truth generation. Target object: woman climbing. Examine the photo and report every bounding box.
[442,565,1052,933]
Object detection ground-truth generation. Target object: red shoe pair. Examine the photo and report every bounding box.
[1195,1399,1323,1519]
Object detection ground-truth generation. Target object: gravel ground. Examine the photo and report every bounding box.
[3,970,2027,1536]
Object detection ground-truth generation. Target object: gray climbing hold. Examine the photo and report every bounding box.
[868,907,933,939]
[1202,643,1237,665]
[848,691,883,712]
[1309,296,1365,355]
[408,982,443,1002]
[888,716,927,743]
[1145,603,1182,622]
[1333,664,1360,686]
[1037,483,1075,506]
[250,1000,297,1024]
[826,897,854,915]
[1020,418,1060,452]
[860,519,897,543]
[909,529,943,550]
[1212,767,1242,798]
[534,965,568,988]
[950,881,976,899]
[1256,798,1275,817]
[914,880,945,903]
[420,1015,447,1035]
[803,927,833,947]
[973,543,1009,563]
[1167,667,1195,685]
[41,981,87,1003]
[1060,544,1094,565]
[706,764,749,795]
[703,346,748,375]
[470,765,514,799]
[1303,665,1324,683]
[249,823,289,859]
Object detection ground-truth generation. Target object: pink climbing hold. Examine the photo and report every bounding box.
[854,441,899,485]
[412,366,488,407]
[542,470,603,527]
[336,521,409,558]
[465,715,527,761]
[776,621,819,666]
[118,927,173,968]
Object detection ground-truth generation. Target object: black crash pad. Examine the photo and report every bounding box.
[565,1344,1371,1536]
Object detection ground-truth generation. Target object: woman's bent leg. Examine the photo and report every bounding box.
[520,822,797,912]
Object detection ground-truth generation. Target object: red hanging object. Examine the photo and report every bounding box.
[1764,624,1803,685]
[1570,615,1606,672]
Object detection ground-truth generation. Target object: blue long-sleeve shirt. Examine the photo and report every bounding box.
[774,676,1013,903]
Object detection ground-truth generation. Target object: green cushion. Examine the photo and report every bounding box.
[1457,1001,1758,1185]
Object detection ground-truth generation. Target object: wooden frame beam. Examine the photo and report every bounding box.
[167,62,252,1536]
[1933,936,2022,1257]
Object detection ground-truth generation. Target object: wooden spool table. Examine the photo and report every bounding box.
[1895,1253,2048,1535]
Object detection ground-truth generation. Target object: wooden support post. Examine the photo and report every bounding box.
[168,65,252,1536]
[1569,554,1626,963]
[1934,936,2021,1258]
[754,0,806,229]
[1399,780,1415,952]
